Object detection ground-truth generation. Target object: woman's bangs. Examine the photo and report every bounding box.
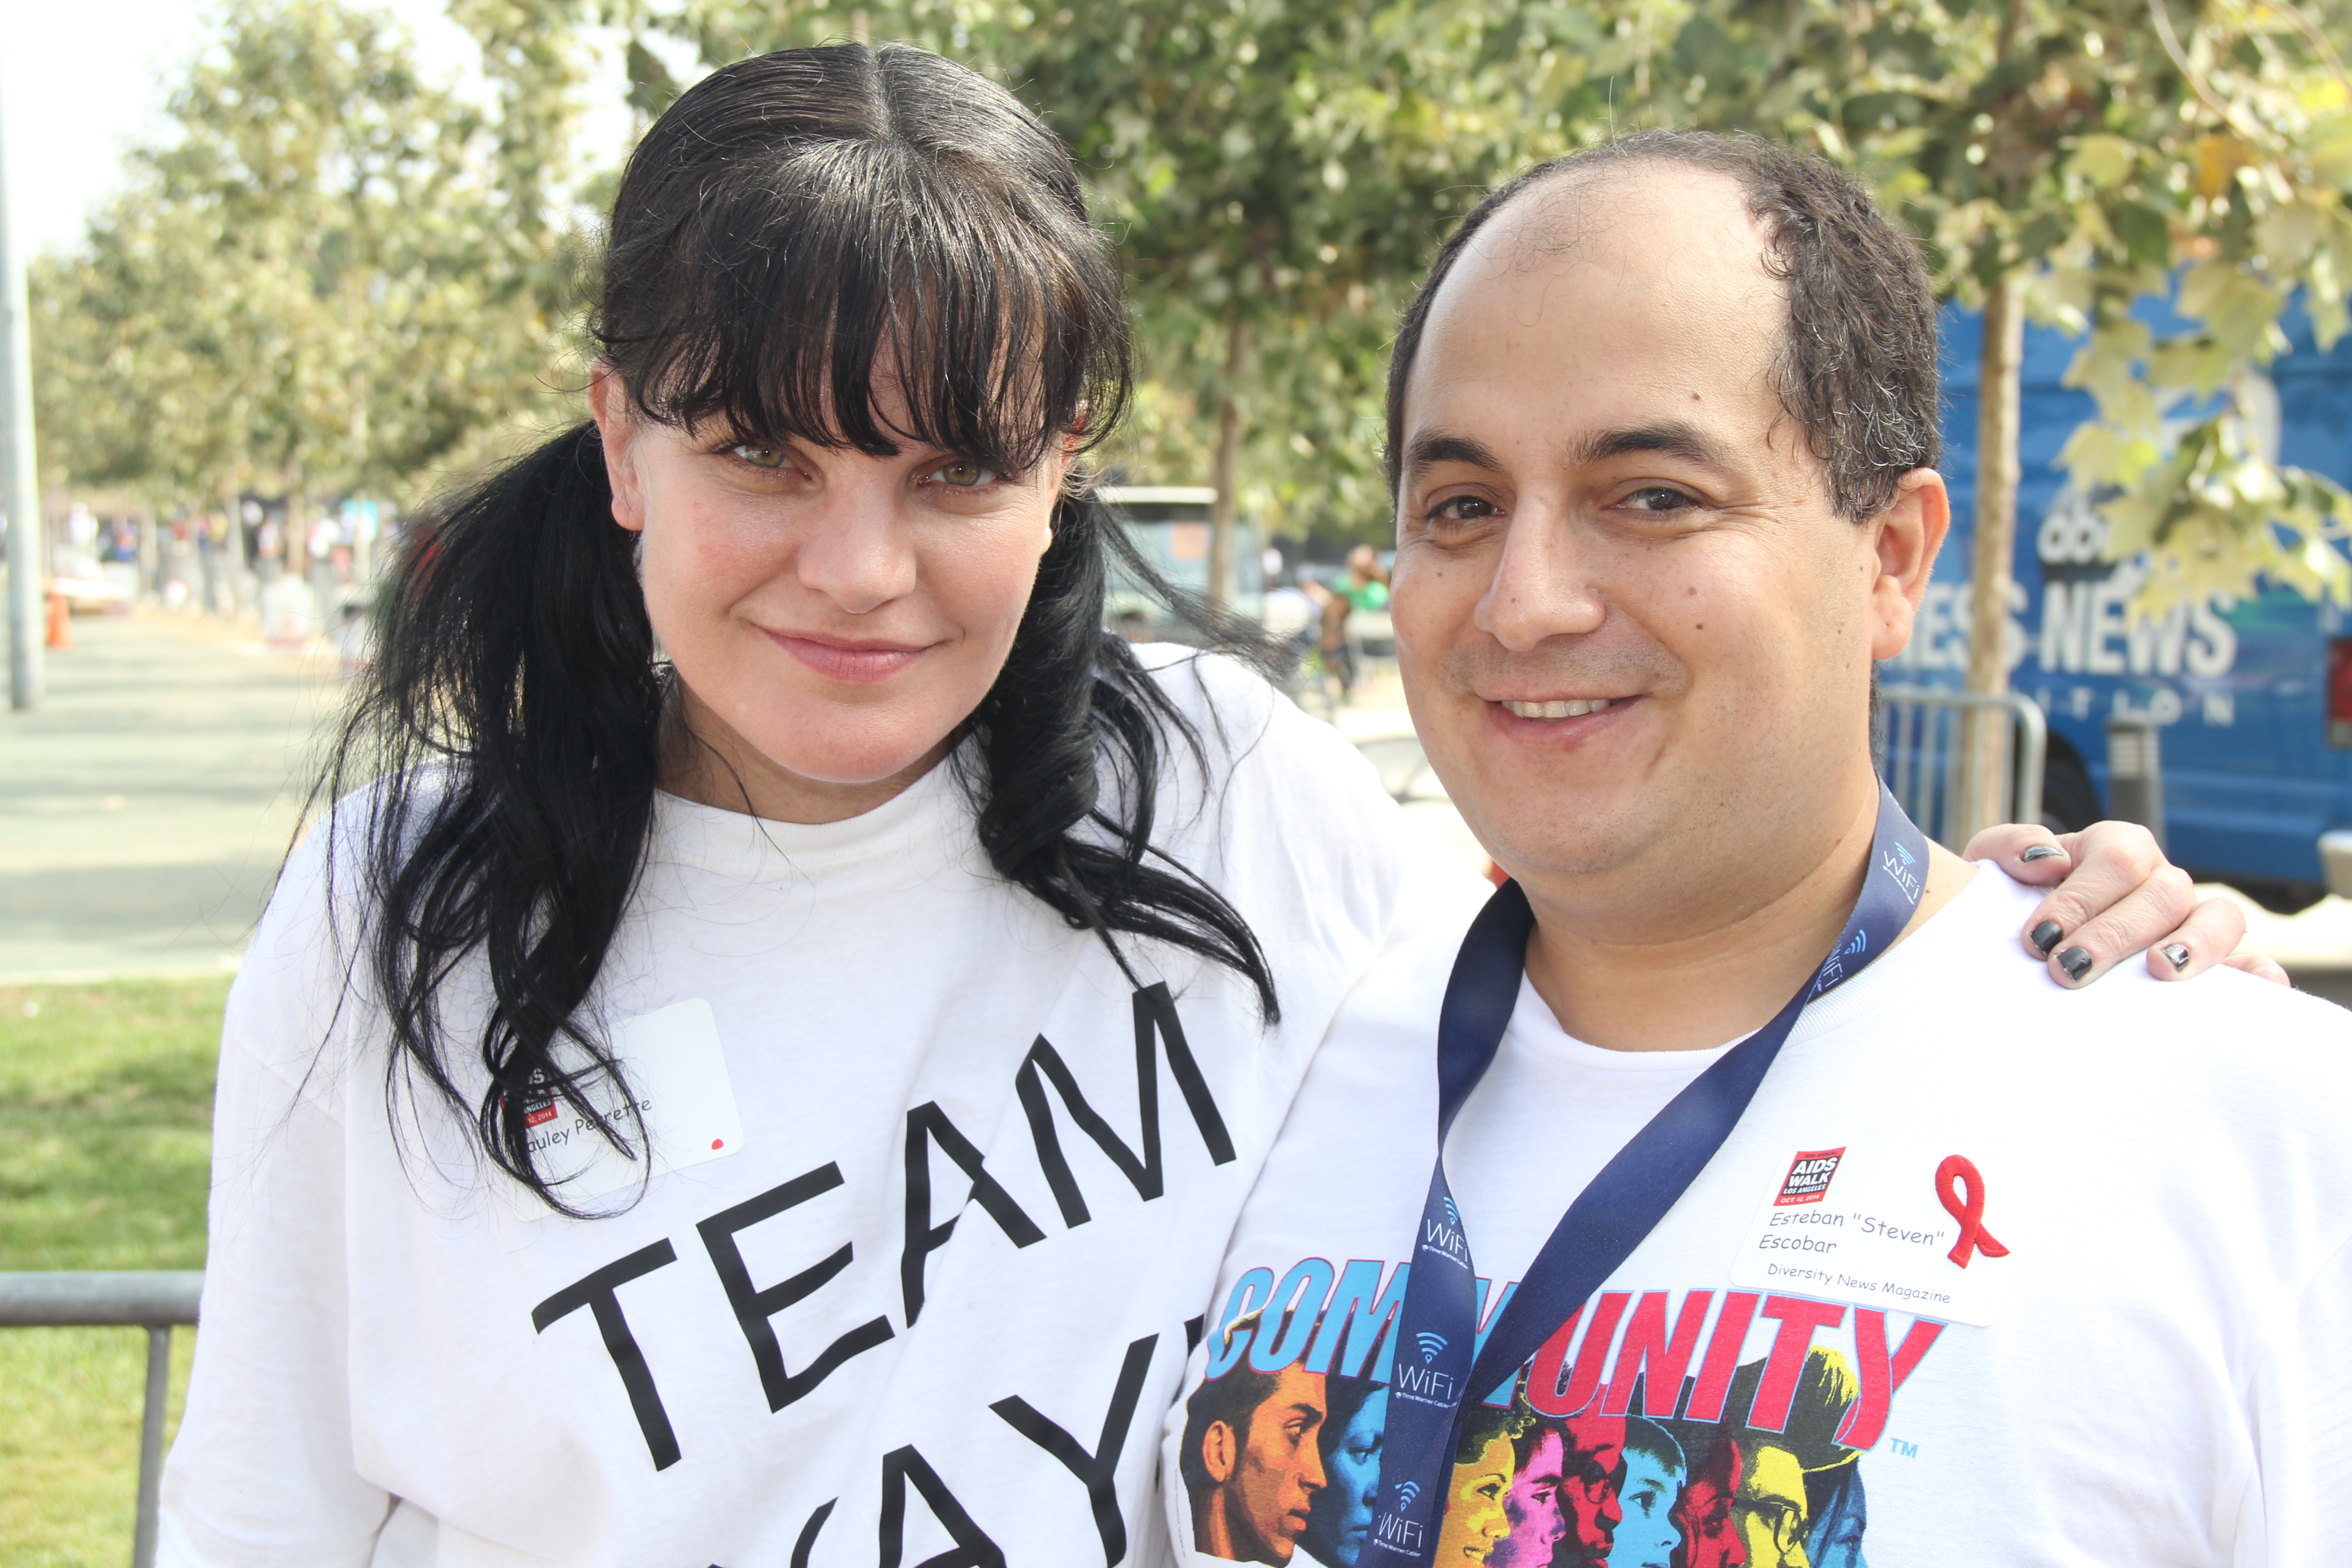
[626,147,1104,475]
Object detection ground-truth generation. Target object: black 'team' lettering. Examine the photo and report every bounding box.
[791,1499,836,1568]
[901,1103,1045,1325]
[878,1445,1005,1568]
[989,1333,1159,1565]
[696,1162,894,1413]
[531,1238,681,1470]
[1015,984,1237,1228]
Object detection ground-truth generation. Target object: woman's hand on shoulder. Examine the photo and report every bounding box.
[1965,820,2292,989]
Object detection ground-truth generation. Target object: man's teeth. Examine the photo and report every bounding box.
[1503,698,1618,720]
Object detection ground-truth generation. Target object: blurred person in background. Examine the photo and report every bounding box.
[160,43,2250,1568]
[1303,543,1391,699]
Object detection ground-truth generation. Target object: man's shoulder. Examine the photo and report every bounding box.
[1964,868,2347,1027]
[1888,866,2352,1107]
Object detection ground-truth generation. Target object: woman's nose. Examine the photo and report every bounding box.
[794,489,917,612]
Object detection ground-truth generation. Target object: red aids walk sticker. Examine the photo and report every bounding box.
[1775,1147,1847,1206]
[1935,1153,2011,1268]
[1732,1139,2027,1326]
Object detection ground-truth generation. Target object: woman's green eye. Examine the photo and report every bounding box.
[931,461,996,488]
[732,442,789,469]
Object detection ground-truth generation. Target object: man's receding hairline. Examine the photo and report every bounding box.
[1482,154,1776,262]
[1396,162,1791,456]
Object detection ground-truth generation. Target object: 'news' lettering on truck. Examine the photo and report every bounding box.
[1898,299,2352,914]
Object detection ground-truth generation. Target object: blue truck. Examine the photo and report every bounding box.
[1904,300,2352,911]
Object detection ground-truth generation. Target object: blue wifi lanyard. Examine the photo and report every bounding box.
[1359,786,1929,1567]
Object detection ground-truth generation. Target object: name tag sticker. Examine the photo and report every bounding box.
[1728,1140,2024,1326]
[513,998,745,1218]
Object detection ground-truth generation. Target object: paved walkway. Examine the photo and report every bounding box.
[0,613,341,981]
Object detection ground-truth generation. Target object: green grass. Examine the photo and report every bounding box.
[0,978,225,1568]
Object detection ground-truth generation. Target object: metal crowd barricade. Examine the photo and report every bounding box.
[0,1271,203,1568]
[1875,686,2048,848]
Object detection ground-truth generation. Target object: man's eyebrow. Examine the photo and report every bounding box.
[1572,421,1734,469]
[1402,431,1506,480]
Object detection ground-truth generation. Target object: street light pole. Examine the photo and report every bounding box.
[0,66,44,711]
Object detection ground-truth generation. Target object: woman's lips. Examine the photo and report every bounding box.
[762,629,933,685]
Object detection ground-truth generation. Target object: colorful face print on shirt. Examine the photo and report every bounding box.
[1300,1382,1389,1568]
[1488,1426,1566,1568]
[1190,1269,1937,1568]
[1435,1410,1521,1564]
[1182,1317,1333,1565]
[1611,1420,1687,1568]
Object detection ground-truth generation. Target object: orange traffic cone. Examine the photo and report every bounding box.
[45,588,71,652]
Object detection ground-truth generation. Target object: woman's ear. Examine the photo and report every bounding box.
[588,366,647,534]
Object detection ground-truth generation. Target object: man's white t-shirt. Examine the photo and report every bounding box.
[1163,865,2352,1568]
[161,652,1487,1568]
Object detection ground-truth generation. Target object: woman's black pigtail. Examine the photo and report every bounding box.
[325,421,668,1212]
[965,492,1281,1024]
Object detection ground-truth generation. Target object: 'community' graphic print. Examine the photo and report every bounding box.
[1181,1264,1941,1568]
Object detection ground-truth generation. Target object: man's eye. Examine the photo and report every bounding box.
[1426,494,1499,525]
[926,460,999,488]
[730,442,790,470]
[1626,485,1697,512]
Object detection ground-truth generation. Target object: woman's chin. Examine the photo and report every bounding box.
[750,733,957,792]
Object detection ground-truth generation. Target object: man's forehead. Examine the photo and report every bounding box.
[1463,164,1776,304]
[1403,161,1791,460]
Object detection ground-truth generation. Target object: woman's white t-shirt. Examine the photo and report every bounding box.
[159,651,1486,1568]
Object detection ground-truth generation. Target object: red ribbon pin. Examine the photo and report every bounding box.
[1935,1154,2010,1268]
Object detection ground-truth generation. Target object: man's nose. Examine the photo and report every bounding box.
[794,481,917,613]
[1471,505,1605,652]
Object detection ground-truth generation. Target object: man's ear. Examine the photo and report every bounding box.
[587,365,646,534]
[1201,1420,1238,1485]
[1866,468,1950,663]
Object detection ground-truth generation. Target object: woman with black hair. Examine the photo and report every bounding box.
[161,41,2230,1568]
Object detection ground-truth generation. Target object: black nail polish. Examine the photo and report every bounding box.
[2031,920,2063,956]
[2058,947,2093,982]
[2163,943,2191,972]
[2020,844,2062,863]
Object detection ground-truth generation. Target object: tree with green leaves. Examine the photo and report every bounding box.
[31,0,587,525]
[1872,0,2350,828]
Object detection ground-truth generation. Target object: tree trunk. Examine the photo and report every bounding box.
[1207,312,1250,609]
[1961,273,2026,840]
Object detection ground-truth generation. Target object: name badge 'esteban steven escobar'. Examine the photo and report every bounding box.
[511,998,747,1217]
[1729,1139,2026,1327]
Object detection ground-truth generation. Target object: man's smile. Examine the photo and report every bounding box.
[1500,697,1626,719]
